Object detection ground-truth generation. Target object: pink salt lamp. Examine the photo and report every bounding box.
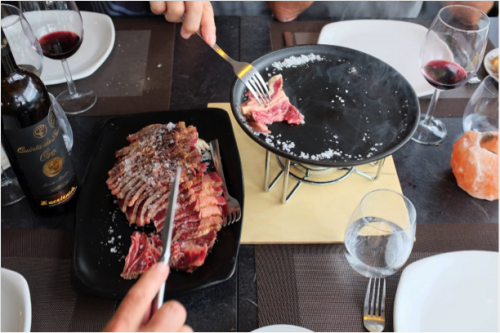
[451,131,499,201]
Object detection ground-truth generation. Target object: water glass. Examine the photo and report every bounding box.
[344,189,417,278]
[1,4,43,76]
[463,74,499,133]
[1,145,25,206]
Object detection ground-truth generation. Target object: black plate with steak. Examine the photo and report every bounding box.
[72,109,244,300]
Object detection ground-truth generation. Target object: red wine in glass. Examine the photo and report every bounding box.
[423,60,468,90]
[39,31,82,60]
[21,1,97,115]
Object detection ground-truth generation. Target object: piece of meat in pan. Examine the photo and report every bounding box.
[239,74,304,133]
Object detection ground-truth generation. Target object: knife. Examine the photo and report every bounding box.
[151,166,182,315]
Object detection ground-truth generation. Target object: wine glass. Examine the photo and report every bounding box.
[412,5,490,145]
[20,1,96,115]
[1,3,43,76]
[344,190,416,278]
[1,145,25,206]
[463,74,498,133]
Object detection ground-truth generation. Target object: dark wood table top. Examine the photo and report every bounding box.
[2,15,498,332]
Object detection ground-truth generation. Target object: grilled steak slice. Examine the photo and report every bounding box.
[239,74,304,133]
[121,232,162,280]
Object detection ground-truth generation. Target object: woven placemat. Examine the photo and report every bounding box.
[1,230,117,332]
[255,223,498,332]
[269,20,495,118]
[47,17,175,116]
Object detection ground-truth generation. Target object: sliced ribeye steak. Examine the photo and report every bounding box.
[107,122,228,277]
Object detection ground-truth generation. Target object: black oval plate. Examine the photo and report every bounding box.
[71,109,244,300]
[230,45,420,167]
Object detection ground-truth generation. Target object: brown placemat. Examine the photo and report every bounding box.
[255,223,499,332]
[270,20,495,118]
[1,230,117,332]
[47,17,175,116]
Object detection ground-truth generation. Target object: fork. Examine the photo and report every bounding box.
[181,16,271,106]
[363,277,386,332]
[209,139,242,226]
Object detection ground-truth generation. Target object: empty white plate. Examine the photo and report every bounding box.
[34,11,115,85]
[394,251,499,332]
[1,268,32,332]
[318,20,434,97]
[252,325,313,332]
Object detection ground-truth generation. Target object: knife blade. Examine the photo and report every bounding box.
[151,166,182,314]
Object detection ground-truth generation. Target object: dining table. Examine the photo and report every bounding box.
[1,12,499,332]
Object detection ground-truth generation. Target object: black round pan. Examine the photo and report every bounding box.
[230,45,420,167]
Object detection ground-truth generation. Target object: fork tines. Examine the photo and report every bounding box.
[245,68,272,106]
[365,277,386,317]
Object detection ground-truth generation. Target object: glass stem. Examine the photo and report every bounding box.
[1,165,12,187]
[61,59,77,96]
[423,88,441,122]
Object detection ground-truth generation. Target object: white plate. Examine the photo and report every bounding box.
[318,20,434,97]
[36,11,115,85]
[252,325,313,332]
[1,145,11,169]
[1,268,32,332]
[484,48,499,79]
[394,251,499,332]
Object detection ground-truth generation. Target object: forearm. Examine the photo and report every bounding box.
[266,1,314,22]
[440,1,494,14]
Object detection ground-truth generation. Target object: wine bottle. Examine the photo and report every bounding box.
[1,28,78,216]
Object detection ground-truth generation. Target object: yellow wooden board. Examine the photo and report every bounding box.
[208,103,404,244]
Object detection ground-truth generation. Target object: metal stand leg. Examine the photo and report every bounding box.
[265,151,387,204]
[265,150,283,192]
[282,158,291,204]
[353,158,386,181]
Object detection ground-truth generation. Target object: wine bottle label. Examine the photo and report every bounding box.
[3,108,77,207]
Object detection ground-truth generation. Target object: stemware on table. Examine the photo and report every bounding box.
[413,5,490,145]
[344,189,416,331]
[344,189,417,278]
[0,4,43,76]
[1,145,25,206]
[463,73,499,133]
[21,1,96,114]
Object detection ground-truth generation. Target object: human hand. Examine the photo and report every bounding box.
[266,1,314,22]
[150,1,216,46]
[440,1,493,25]
[103,263,192,332]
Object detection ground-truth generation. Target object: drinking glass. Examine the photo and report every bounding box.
[21,1,96,115]
[413,5,490,145]
[1,4,43,76]
[49,93,74,153]
[1,145,25,206]
[463,74,499,133]
[344,190,416,278]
